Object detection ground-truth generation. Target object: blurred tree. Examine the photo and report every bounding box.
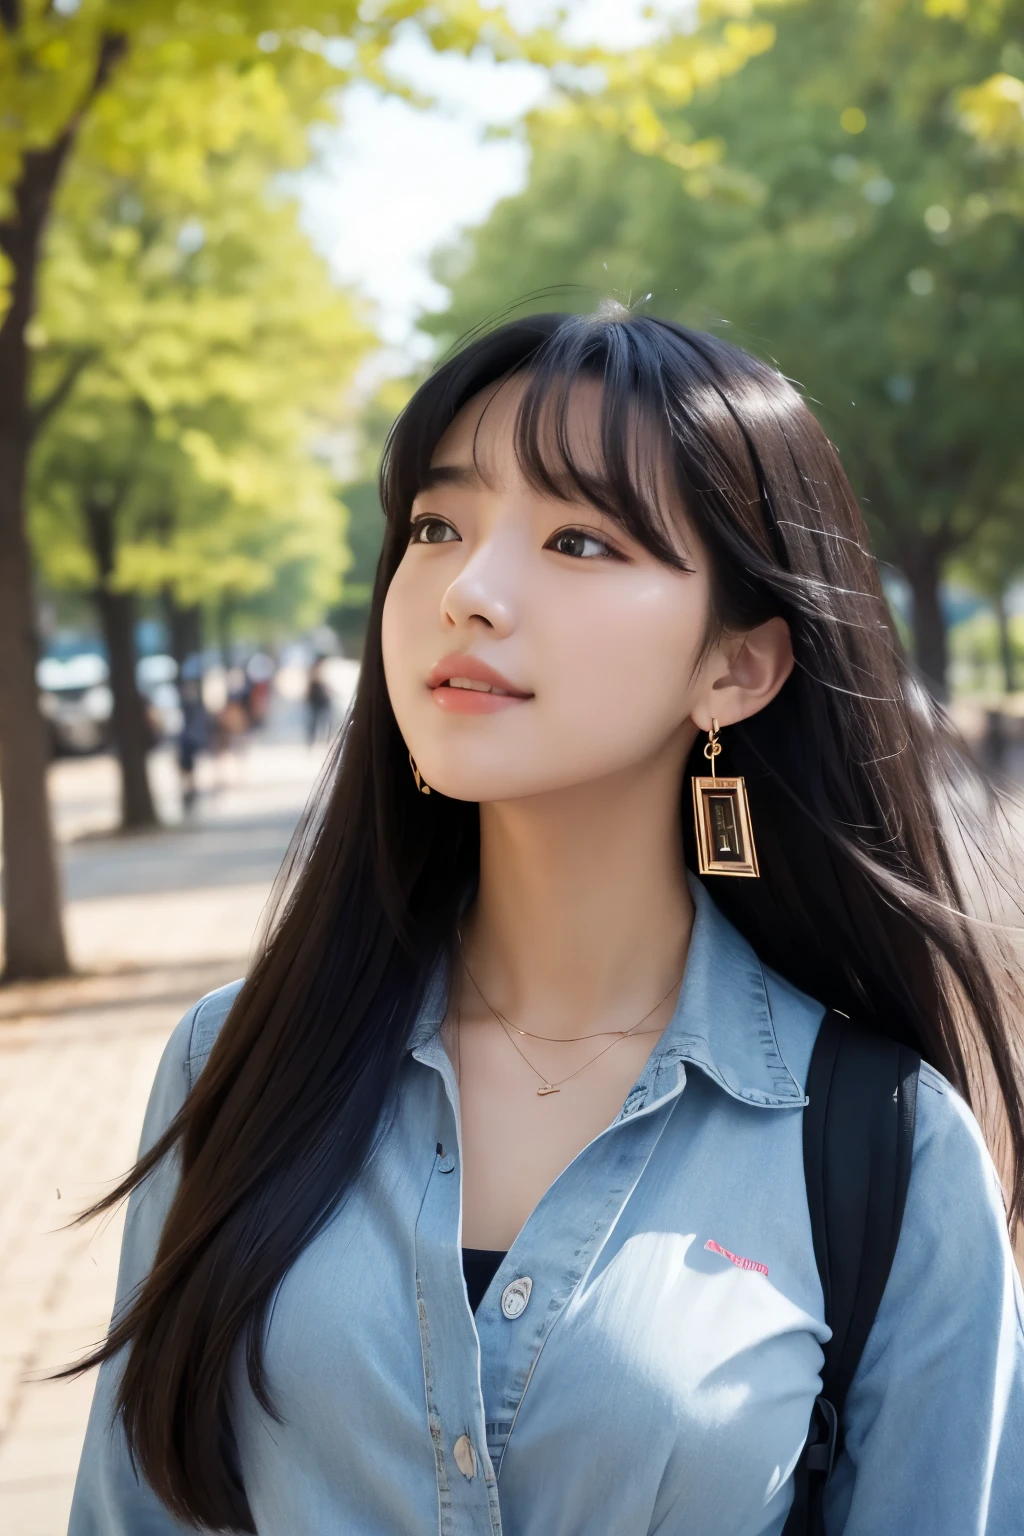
[328,374,416,655]
[953,485,1024,694]
[29,149,369,829]
[0,0,542,979]
[429,0,1024,700]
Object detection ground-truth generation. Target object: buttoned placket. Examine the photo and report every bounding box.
[410,1022,696,1530]
[478,1072,692,1478]
[412,1030,504,1536]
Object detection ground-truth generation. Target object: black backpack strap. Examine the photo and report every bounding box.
[782,1010,920,1536]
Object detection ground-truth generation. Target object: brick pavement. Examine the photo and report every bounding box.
[0,736,326,1534]
[0,973,237,1533]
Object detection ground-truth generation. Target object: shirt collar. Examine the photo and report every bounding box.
[651,874,807,1108]
[406,872,806,1111]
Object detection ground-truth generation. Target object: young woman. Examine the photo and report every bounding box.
[69,308,1024,1534]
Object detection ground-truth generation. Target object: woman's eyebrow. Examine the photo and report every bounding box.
[417,463,486,493]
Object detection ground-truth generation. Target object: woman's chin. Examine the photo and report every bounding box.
[417,770,529,803]
[416,759,591,805]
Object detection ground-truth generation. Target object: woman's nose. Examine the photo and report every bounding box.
[441,535,520,634]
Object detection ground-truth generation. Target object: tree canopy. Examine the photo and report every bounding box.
[29,146,370,629]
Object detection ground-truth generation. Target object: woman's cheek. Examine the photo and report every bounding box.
[559,588,696,712]
[380,582,418,721]
[536,629,685,766]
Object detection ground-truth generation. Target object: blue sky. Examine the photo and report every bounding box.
[299,3,694,361]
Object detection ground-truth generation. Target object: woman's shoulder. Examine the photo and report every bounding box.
[156,979,244,1103]
[182,978,244,1087]
[758,961,1022,1338]
[131,981,244,1169]
[904,1056,1014,1252]
[764,958,1013,1185]
[759,961,994,1135]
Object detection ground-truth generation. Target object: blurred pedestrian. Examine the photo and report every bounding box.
[176,675,208,814]
[245,652,276,727]
[305,654,332,745]
[207,696,249,798]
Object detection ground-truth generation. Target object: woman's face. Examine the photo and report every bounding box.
[382,377,721,804]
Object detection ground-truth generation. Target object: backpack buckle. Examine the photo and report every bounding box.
[804,1395,838,1483]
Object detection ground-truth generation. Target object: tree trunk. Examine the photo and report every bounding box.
[0,146,75,978]
[903,545,949,701]
[994,588,1017,696]
[85,503,158,831]
[218,598,234,669]
[0,30,125,977]
[0,439,70,978]
[162,589,202,674]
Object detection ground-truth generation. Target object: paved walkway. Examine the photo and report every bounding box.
[0,734,329,1534]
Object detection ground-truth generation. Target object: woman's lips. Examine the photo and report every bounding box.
[430,682,531,714]
[427,652,531,696]
[427,653,533,713]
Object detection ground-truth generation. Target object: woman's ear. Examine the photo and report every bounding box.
[691,616,794,733]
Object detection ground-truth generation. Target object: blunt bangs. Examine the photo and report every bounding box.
[381,310,790,582]
[501,320,691,570]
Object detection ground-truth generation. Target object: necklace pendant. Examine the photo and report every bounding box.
[536,1083,561,1096]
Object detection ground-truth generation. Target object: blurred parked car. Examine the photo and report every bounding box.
[37,653,113,755]
[137,654,183,740]
[38,649,184,755]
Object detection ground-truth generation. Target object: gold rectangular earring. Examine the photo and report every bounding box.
[691,719,760,878]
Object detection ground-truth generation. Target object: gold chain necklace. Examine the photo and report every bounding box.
[455,929,673,1042]
[456,938,683,1097]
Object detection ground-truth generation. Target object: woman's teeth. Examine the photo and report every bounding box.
[446,677,510,695]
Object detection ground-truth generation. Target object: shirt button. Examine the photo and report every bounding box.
[435,1143,456,1174]
[500,1276,533,1319]
[453,1434,477,1479]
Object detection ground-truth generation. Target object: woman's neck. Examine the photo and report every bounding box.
[460,753,694,1042]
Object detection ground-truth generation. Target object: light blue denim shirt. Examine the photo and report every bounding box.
[70,879,1024,1534]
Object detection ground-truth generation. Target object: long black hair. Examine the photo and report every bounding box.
[69,308,1024,1530]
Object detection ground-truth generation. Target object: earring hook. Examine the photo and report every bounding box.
[704,718,722,782]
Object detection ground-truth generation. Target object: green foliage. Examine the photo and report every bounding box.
[29,143,374,631]
[949,605,1024,694]
[950,480,1024,601]
[428,0,1024,601]
[327,373,418,648]
[0,2,534,218]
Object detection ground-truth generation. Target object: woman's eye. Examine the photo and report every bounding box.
[547,528,617,560]
[409,517,459,545]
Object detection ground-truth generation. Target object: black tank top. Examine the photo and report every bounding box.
[461,1248,507,1312]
